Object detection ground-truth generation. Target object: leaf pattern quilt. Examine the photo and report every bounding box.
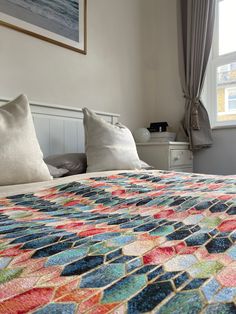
[0,171,235,314]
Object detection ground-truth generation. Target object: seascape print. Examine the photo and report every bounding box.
[0,0,79,42]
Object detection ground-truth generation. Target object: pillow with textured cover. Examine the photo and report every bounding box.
[83,108,141,172]
[44,153,87,176]
[0,94,52,186]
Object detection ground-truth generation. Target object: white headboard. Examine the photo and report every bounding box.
[0,98,120,157]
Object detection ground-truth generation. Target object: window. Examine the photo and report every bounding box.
[205,0,236,127]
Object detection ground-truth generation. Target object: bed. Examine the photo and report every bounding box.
[0,100,235,314]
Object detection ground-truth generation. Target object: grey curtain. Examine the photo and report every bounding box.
[178,0,216,150]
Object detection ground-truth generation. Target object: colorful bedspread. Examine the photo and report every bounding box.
[0,171,235,314]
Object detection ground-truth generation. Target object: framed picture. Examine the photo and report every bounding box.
[0,0,87,54]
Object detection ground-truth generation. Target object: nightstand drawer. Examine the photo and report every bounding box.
[136,141,193,172]
[170,149,193,167]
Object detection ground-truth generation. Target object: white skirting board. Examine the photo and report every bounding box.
[0,97,119,157]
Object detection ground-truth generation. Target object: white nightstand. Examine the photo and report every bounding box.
[136,141,193,172]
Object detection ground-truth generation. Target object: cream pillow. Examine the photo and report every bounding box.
[83,108,141,172]
[0,94,52,185]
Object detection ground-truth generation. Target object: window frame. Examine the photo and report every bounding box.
[205,0,236,128]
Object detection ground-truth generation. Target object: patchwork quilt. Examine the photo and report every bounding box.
[0,171,235,314]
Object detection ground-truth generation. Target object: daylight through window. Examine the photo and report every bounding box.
[205,0,236,127]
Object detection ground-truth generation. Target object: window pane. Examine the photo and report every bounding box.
[228,89,236,110]
[219,0,236,55]
[216,63,236,121]
[229,99,236,111]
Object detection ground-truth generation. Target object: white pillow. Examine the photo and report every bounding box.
[0,94,52,185]
[46,164,69,178]
[83,108,141,172]
[140,160,154,170]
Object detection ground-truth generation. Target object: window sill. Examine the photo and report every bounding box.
[212,124,236,130]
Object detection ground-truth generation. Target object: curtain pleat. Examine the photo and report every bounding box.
[178,0,216,150]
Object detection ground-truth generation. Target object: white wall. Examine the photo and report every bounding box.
[143,0,236,175]
[194,129,236,175]
[141,0,184,132]
[0,0,146,130]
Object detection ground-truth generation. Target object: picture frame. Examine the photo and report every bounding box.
[0,0,87,54]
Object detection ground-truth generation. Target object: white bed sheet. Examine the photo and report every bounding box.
[0,170,139,198]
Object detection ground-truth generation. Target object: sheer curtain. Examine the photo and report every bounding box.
[177,0,216,150]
